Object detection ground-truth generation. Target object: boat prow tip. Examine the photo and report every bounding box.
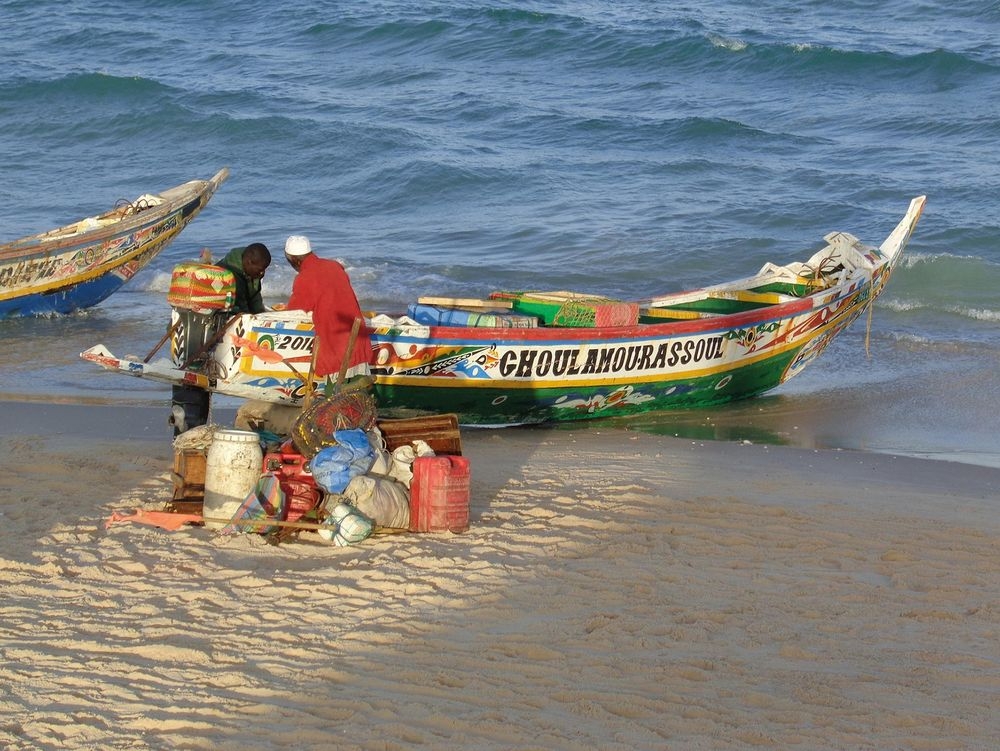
[878,195,927,258]
[212,167,231,186]
[80,343,112,359]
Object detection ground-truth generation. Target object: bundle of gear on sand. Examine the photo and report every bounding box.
[107,382,470,545]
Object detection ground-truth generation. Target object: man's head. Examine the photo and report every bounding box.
[284,235,312,271]
[242,243,271,280]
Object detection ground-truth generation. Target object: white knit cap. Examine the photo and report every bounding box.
[284,235,312,256]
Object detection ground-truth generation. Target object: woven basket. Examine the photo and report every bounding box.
[292,389,377,458]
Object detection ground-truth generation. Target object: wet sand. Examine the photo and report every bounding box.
[1,400,998,750]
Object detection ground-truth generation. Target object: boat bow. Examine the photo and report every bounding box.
[0,168,229,319]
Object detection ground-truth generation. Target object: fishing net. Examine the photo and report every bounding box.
[292,388,378,459]
[552,299,603,327]
[552,298,639,328]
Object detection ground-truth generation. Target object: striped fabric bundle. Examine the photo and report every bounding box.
[166,263,236,313]
[219,473,287,535]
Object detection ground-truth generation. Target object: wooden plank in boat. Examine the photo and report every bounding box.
[640,307,714,321]
[418,296,513,310]
[707,289,798,305]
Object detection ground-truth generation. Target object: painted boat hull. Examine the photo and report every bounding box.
[368,281,868,424]
[81,196,925,426]
[0,169,229,319]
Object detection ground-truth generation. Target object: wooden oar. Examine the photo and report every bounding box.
[232,334,309,382]
[275,356,308,383]
[105,507,336,533]
[106,508,407,536]
[200,515,408,536]
[302,333,320,411]
[302,315,363,410]
[179,314,240,370]
[333,317,363,394]
[143,319,181,363]
[201,515,334,531]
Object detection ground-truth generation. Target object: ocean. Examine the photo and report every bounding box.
[2,1,998,467]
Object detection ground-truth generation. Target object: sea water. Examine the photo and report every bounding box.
[1,1,998,467]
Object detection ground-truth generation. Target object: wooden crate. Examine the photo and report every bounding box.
[171,448,207,502]
[376,413,462,456]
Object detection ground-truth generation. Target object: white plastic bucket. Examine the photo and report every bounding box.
[203,429,263,529]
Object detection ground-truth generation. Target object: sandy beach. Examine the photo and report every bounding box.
[1,399,998,751]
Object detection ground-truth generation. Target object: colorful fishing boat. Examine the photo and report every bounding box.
[81,195,925,426]
[0,168,229,319]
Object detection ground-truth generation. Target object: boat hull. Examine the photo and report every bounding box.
[0,169,229,319]
[372,349,801,424]
[367,284,868,424]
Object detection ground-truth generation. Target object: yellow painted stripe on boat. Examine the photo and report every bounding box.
[707,289,795,305]
[639,307,710,320]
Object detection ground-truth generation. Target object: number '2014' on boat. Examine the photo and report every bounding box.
[81,195,926,426]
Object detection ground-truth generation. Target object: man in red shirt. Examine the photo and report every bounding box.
[284,235,371,381]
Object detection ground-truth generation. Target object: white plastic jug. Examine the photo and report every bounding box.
[203,429,263,529]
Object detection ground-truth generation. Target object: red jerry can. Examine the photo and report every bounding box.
[409,455,470,533]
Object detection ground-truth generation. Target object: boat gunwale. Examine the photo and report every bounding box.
[372,284,839,344]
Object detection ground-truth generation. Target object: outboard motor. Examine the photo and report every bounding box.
[165,261,236,435]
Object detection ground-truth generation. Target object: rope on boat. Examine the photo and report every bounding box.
[113,196,158,217]
[865,297,873,359]
[863,265,878,359]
